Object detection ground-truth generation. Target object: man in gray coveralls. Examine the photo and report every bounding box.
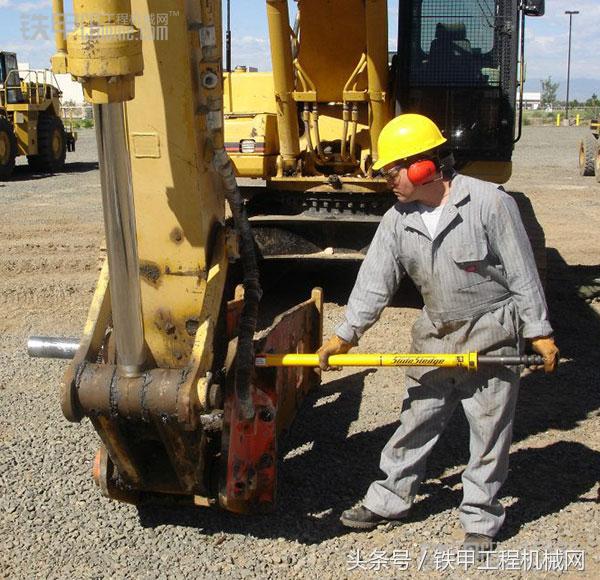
[317,114,559,549]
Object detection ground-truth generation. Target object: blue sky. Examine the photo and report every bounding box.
[1,1,598,98]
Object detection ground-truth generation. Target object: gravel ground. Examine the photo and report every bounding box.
[1,126,599,578]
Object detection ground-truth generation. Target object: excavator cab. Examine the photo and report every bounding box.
[394,0,539,182]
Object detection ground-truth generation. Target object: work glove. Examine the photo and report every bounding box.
[316,335,353,371]
[531,336,560,373]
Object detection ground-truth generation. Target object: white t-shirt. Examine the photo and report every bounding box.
[417,202,445,238]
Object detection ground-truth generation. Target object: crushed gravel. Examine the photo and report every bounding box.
[1,126,599,578]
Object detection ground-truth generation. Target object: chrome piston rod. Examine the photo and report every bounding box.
[94,103,145,377]
[28,336,79,360]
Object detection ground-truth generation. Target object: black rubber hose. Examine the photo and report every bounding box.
[214,149,262,420]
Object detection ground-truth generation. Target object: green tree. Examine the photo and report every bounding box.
[585,93,599,107]
[540,76,559,108]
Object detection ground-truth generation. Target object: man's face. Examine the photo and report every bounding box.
[381,161,418,203]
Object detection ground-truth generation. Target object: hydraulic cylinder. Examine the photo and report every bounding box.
[266,0,301,172]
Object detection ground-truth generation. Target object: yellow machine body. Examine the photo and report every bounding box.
[225,0,390,181]
[219,0,528,261]
[224,70,277,114]
[0,54,77,179]
[43,0,542,512]
[224,0,517,187]
[49,0,324,512]
[460,161,513,184]
[2,76,61,156]
[57,0,228,375]
[125,0,224,368]
[223,70,513,186]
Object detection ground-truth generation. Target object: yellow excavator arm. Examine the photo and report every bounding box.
[41,0,323,513]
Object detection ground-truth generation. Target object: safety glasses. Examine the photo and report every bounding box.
[379,161,410,182]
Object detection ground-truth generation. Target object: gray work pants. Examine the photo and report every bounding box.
[363,300,522,537]
[363,367,519,536]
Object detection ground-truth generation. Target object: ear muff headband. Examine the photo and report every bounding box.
[406,159,438,185]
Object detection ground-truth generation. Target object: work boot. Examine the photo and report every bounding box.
[340,505,396,530]
[462,533,495,560]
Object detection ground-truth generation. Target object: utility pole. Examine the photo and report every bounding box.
[226,0,232,73]
[565,10,579,121]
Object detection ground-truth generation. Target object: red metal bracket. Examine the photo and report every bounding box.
[220,288,323,513]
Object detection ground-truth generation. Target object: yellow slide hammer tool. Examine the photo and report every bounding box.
[255,353,545,371]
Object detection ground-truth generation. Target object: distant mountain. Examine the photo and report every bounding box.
[524,77,600,101]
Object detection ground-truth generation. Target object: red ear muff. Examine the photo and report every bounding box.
[407,159,437,185]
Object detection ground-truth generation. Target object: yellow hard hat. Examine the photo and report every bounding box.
[373,114,447,171]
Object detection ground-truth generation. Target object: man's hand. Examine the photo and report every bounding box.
[531,336,559,373]
[316,335,353,371]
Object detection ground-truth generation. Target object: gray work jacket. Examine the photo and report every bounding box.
[336,174,552,351]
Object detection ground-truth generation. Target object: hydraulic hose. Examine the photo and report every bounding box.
[341,103,350,161]
[349,104,359,163]
[303,103,315,157]
[312,104,325,161]
[213,149,262,421]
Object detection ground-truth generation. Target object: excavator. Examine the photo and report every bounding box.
[225,0,545,260]
[28,0,544,514]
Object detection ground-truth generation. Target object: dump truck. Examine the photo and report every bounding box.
[28,0,544,514]
[0,51,76,180]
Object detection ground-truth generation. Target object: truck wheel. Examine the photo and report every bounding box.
[27,114,67,173]
[578,132,596,176]
[0,116,17,180]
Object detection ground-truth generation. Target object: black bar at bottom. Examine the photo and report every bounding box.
[478,354,544,366]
